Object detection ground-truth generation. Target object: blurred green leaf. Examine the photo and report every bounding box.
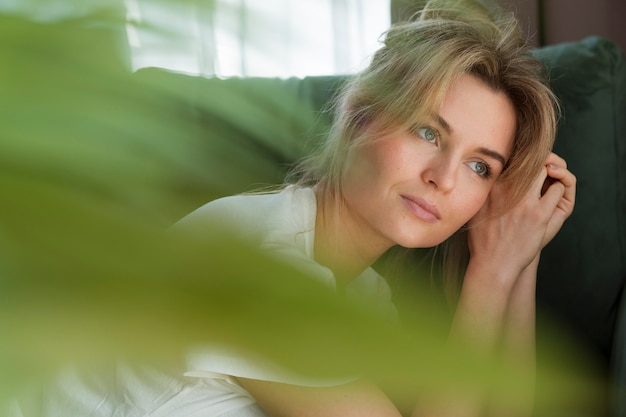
[0,7,607,417]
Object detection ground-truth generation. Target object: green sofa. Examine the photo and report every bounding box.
[132,36,626,416]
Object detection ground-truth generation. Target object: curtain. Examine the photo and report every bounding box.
[126,0,390,77]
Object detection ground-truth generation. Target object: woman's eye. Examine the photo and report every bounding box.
[467,161,491,178]
[416,127,439,144]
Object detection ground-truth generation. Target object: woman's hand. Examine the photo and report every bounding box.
[467,152,576,276]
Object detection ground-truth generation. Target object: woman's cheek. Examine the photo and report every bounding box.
[460,189,492,223]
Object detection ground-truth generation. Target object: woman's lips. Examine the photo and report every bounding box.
[401,195,441,223]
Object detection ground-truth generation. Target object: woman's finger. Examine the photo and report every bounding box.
[546,152,567,169]
[546,164,576,210]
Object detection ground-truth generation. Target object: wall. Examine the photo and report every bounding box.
[542,0,626,52]
[392,0,626,53]
[494,0,626,51]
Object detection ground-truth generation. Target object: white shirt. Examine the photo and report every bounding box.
[32,187,396,417]
[177,187,396,386]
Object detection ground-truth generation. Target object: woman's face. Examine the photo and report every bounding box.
[340,74,516,249]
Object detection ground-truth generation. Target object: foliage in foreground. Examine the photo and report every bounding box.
[0,7,606,415]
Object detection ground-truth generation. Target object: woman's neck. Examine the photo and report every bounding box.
[313,183,393,285]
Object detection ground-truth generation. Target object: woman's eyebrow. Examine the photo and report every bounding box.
[436,114,508,167]
[477,147,507,167]
[435,114,452,134]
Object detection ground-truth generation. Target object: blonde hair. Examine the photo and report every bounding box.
[289,0,559,304]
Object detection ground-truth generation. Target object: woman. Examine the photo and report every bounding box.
[174,0,576,416]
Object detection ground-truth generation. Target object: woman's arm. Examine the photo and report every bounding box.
[496,255,539,417]
[460,153,575,351]
[502,255,538,366]
[496,156,576,416]
[420,153,576,417]
[238,377,403,417]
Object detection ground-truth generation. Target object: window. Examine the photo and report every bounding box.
[126,0,390,78]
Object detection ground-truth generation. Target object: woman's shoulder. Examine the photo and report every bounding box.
[172,186,316,241]
[176,186,314,223]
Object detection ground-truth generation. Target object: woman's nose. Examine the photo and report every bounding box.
[421,155,457,192]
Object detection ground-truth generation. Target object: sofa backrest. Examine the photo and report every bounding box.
[532,36,625,364]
